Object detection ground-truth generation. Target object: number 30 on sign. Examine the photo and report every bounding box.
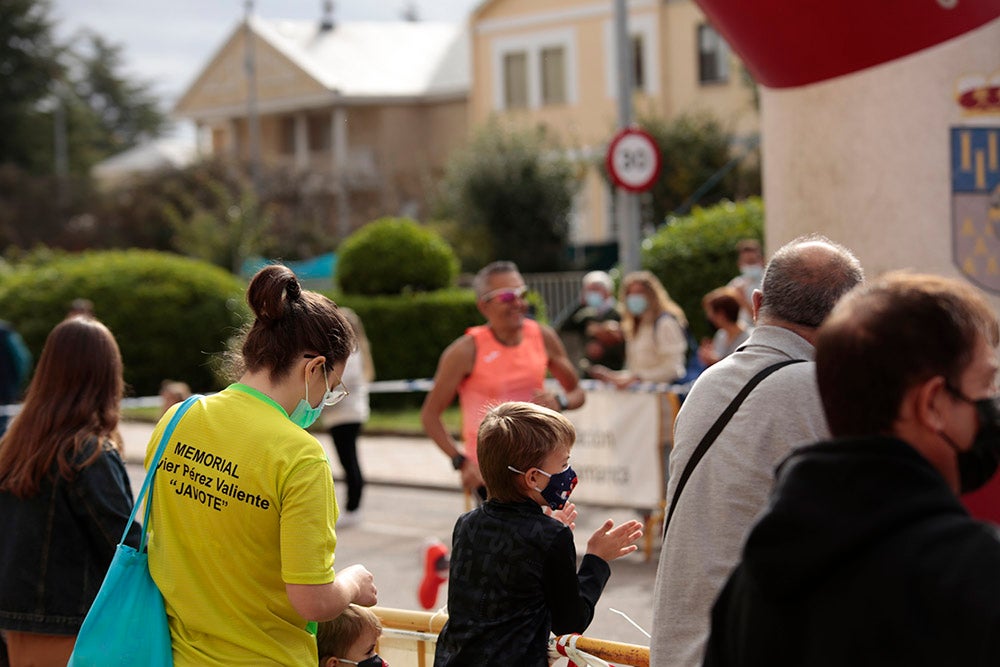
[605,126,662,193]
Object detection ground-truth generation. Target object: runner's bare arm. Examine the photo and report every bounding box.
[540,324,585,411]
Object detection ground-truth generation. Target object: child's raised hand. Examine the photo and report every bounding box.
[546,501,577,530]
[585,519,644,562]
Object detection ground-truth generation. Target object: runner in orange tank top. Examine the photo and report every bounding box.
[421,261,585,497]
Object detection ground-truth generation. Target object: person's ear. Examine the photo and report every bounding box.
[525,467,546,490]
[305,355,326,376]
[322,657,339,667]
[913,375,950,431]
[751,289,763,320]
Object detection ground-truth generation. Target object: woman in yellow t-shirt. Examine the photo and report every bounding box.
[145,264,378,667]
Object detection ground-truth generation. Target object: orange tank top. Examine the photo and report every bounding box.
[458,319,548,462]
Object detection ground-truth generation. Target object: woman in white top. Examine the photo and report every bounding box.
[322,308,375,527]
[589,271,688,387]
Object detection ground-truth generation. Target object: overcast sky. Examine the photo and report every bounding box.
[49,0,481,131]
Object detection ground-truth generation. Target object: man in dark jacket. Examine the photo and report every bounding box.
[704,271,1000,666]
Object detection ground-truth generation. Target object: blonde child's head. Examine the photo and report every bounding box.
[316,604,383,667]
[477,401,576,503]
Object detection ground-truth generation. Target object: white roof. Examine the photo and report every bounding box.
[92,137,197,184]
[251,17,470,98]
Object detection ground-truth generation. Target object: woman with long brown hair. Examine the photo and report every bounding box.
[589,270,689,387]
[0,316,141,667]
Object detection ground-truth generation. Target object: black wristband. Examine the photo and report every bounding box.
[451,453,467,470]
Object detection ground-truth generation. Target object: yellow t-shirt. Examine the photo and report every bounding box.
[145,384,338,666]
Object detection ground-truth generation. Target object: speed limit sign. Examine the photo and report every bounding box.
[605,126,661,193]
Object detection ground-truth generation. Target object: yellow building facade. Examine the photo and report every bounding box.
[468,0,758,246]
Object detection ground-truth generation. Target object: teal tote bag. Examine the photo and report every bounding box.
[68,394,201,667]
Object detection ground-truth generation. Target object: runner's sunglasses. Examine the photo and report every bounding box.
[480,286,528,304]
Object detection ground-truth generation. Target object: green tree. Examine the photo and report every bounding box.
[435,122,578,272]
[159,163,273,272]
[0,0,64,173]
[636,112,761,225]
[66,32,169,162]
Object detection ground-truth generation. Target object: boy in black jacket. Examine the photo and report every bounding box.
[433,401,642,666]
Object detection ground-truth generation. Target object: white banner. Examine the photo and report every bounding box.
[563,389,676,510]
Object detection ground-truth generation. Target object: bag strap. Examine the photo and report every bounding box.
[662,359,805,538]
[122,394,203,547]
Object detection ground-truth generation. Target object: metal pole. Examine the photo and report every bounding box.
[613,0,640,273]
[53,86,68,179]
[244,1,261,193]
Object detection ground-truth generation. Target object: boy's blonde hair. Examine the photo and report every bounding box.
[316,605,382,662]
[477,401,576,503]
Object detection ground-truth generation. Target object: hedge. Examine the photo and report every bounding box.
[0,250,248,396]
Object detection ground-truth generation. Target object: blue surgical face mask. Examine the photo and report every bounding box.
[288,367,331,429]
[625,294,648,316]
[509,464,578,510]
[741,264,763,281]
[584,291,606,309]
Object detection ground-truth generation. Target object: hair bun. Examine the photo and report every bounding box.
[286,279,301,301]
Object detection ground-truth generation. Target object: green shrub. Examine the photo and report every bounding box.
[0,250,248,396]
[337,217,459,295]
[642,197,764,340]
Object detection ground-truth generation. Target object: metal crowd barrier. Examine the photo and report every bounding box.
[371,606,650,667]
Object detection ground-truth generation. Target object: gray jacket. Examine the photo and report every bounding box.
[650,325,829,667]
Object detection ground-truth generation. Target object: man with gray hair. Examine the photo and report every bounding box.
[559,270,625,378]
[649,235,864,667]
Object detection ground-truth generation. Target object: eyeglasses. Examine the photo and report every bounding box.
[481,286,527,304]
[303,354,350,407]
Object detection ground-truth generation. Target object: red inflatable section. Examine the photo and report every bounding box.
[695,0,1000,88]
[963,475,1000,525]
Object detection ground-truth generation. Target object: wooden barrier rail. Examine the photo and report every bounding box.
[372,606,650,667]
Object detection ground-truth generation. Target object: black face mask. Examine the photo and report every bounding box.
[943,388,1000,494]
[340,655,386,667]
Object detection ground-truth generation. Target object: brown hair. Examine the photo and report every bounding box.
[316,604,382,662]
[619,270,688,338]
[703,286,741,324]
[477,401,576,503]
[235,264,356,381]
[0,317,124,498]
[736,238,762,257]
[816,271,1000,437]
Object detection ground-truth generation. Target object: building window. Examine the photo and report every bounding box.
[631,34,645,92]
[540,46,567,105]
[503,51,529,109]
[698,24,729,84]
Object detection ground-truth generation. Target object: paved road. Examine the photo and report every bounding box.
[122,421,659,647]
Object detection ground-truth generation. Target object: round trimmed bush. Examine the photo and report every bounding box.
[337,217,459,295]
[0,250,248,396]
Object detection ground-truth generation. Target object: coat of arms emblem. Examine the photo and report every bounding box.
[952,127,1000,293]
